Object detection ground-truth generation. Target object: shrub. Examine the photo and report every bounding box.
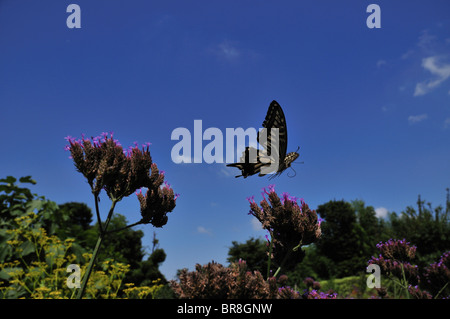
[0,212,163,299]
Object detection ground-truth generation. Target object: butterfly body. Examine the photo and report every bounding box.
[227,100,300,179]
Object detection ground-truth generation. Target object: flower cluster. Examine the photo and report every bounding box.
[276,286,301,299]
[170,260,337,299]
[375,238,416,262]
[368,239,419,285]
[303,277,321,290]
[170,260,277,299]
[136,173,178,228]
[300,276,336,299]
[275,282,337,299]
[247,185,321,265]
[422,251,450,298]
[304,290,338,299]
[65,132,178,227]
[65,132,155,200]
[407,285,432,299]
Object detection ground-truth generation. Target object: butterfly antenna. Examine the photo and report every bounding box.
[287,166,297,178]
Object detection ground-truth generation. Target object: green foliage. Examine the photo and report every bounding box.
[388,193,450,269]
[284,245,333,285]
[126,248,168,287]
[227,237,268,274]
[318,274,390,299]
[0,176,78,265]
[52,202,93,241]
[0,176,168,298]
[228,191,450,299]
[315,200,362,277]
[0,211,163,299]
[93,214,145,269]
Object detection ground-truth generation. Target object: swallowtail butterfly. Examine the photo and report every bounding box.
[227,100,300,179]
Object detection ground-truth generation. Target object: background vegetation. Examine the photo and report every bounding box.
[1,176,449,298]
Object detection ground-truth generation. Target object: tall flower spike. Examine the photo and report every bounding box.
[248,186,321,267]
[66,132,177,299]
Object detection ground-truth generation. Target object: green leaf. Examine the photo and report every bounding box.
[1,176,17,184]
[0,243,12,263]
[19,240,36,257]
[45,243,65,266]
[19,176,37,185]
[0,267,22,281]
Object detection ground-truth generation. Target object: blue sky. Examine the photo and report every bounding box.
[1,0,450,280]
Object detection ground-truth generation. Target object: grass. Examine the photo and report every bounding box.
[319,273,394,299]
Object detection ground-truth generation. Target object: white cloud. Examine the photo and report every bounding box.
[414,56,450,96]
[381,103,396,112]
[219,163,234,177]
[376,59,386,68]
[171,153,193,164]
[197,226,213,236]
[417,30,437,52]
[401,49,415,60]
[375,207,389,219]
[210,40,240,62]
[408,113,428,124]
[444,118,450,129]
[219,41,240,59]
[250,218,263,231]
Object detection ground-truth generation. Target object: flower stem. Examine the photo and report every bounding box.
[94,193,103,234]
[273,248,294,278]
[106,219,144,234]
[76,199,117,299]
[400,263,410,299]
[266,232,274,280]
[434,281,449,299]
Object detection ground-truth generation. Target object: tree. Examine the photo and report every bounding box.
[315,200,364,277]
[87,214,145,269]
[124,231,168,287]
[227,237,268,274]
[388,191,450,268]
[351,200,387,259]
[49,202,93,247]
[126,248,168,287]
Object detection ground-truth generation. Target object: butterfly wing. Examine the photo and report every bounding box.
[227,100,297,178]
[257,100,288,176]
[226,146,265,178]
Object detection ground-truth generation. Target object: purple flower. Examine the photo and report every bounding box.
[246,195,255,204]
[248,186,321,266]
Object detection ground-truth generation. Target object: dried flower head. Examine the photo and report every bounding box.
[422,251,450,298]
[65,132,178,228]
[303,289,337,299]
[407,285,433,299]
[136,166,178,228]
[248,185,321,265]
[368,239,419,285]
[65,132,154,200]
[170,261,274,299]
[375,238,417,262]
